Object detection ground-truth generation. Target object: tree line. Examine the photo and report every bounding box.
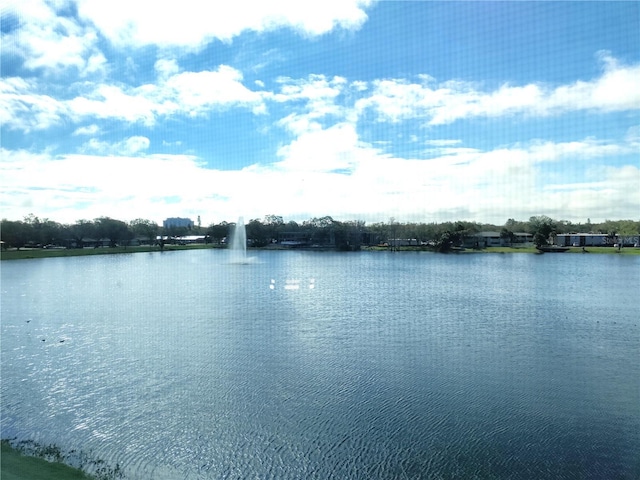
[1,214,639,252]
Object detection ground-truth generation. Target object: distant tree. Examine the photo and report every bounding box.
[605,231,617,246]
[263,214,284,243]
[435,223,468,252]
[368,222,389,246]
[617,220,640,246]
[595,219,640,246]
[421,223,441,244]
[335,220,365,251]
[505,218,528,233]
[403,222,419,245]
[246,218,269,247]
[21,215,65,246]
[94,217,132,247]
[68,220,96,248]
[130,219,158,245]
[303,216,336,245]
[500,228,516,246]
[21,214,40,245]
[436,231,456,252]
[529,215,556,247]
[206,222,229,244]
[1,219,29,249]
[388,217,399,250]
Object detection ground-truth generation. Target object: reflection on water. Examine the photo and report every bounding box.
[2,251,639,479]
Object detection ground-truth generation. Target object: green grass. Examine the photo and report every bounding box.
[476,246,539,253]
[483,246,640,255]
[1,243,221,260]
[2,244,639,260]
[1,441,91,480]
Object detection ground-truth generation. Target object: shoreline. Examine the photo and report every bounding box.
[1,438,125,480]
[1,440,93,480]
[2,244,639,260]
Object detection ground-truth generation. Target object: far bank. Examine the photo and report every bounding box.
[2,244,640,261]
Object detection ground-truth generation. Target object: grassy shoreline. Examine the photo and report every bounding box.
[1,439,125,480]
[2,244,639,260]
[0,243,222,260]
[1,440,92,480]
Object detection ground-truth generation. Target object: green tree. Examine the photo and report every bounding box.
[1,219,29,249]
[333,219,365,251]
[130,219,159,246]
[505,218,528,233]
[436,222,469,252]
[206,222,230,244]
[68,220,96,248]
[617,220,640,246]
[246,218,269,247]
[529,215,556,247]
[303,216,336,245]
[94,217,132,247]
[366,222,387,246]
[500,228,516,246]
[263,214,284,243]
[22,215,65,246]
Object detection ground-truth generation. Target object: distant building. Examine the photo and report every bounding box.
[172,235,206,244]
[555,233,614,247]
[163,217,194,230]
[388,239,419,247]
[464,232,533,248]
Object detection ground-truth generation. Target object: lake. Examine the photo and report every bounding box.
[2,250,639,479]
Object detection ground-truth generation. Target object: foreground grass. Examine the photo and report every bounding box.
[484,246,640,255]
[1,243,221,260]
[1,441,91,480]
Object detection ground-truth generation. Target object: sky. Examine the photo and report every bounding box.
[1,0,639,226]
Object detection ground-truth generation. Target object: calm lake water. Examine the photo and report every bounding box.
[2,250,639,479]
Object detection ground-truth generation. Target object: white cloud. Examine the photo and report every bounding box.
[63,64,266,125]
[2,129,638,225]
[274,123,372,173]
[1,0,106,75]
[0,77,67,132]
[80,136,150,155]
[425,139,462,147]
[72,124,100,136]
[350,81,368,92]
[273,75,350,134]
[625,125,640,148]
[76,0,372,48]
[357,57,640,125]
[67,84,158,125]
[163,66,264,114]
[154,58,180,79]
[542,165,640,220]
[1,63,266,132]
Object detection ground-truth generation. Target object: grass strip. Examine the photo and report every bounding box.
[2,244,639,261]
[1,440,92,480]
[1,243,222,260]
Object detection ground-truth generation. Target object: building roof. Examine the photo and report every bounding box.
[556,233,609,237]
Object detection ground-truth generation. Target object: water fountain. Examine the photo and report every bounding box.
[229,216,248,264]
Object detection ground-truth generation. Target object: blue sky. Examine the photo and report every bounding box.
[1,0,639,226]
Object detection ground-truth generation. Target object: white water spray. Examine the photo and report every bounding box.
[229,216,248,264]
